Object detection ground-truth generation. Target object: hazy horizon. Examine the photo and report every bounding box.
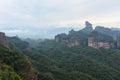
[1,25,120,39]
[0,0,120,38]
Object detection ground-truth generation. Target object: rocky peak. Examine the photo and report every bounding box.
[85,21,92,28]
[82,21,93,33]
[0,32,9,48]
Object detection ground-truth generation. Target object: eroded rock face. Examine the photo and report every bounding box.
[0,32,9,48]
[88,37,111,49]
[67,37,80,47]
[55,33,87,47]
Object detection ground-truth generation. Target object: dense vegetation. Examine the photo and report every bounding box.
[0,44,37,80]
[8,38,119,80]
[1,26,120,80]
[89,31,114,42]
[28,40,120,80]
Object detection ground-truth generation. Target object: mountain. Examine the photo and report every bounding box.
[1,26,80,39]
[95,26,113,36]
[7,37,97,80]
[1,21,120,80]
[82,21,93,33]
[0,32,9,48]
[0,42,37,80]
[55,30,88,47]
[55,22,120,49]
[7,36,30,51]
[88,31,114,49]
[23,38,44,48]
[33,40,120,80]
[112,28,120,31]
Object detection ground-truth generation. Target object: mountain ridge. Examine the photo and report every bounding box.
[55,21,120,49]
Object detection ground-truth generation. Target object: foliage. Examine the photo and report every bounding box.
[26,40,120,80]
[0,44,36,80]
[6,34,120,80]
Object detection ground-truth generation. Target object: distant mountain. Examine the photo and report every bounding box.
[7,36,30,51]
[82,21,93,33]
[112,28,120,31]
[0,26,81,39]
[54,21,120,49]
[23,38,44,48]
[95,26,120,41]
[1,21,120,80]
[95,26,113,36]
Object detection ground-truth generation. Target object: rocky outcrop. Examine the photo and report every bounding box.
[0,32,9,48]
[55,30,87,47]
[55,21,120,49]
[67,37,80,47]
[55,34,80,47]
[86,21,92,28]
[88,37,111,49]
[82,21,93,33]
[88,31,114,49]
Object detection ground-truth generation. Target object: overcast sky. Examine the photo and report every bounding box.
[0,0,120,38]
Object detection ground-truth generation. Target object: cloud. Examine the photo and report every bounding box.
[0,0,120,27]
[0,27,30,37]
[0,0,120,38]
[1,29,29,34]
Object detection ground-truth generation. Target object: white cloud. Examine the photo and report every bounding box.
[0,0,120,28]
[0,29,29,34]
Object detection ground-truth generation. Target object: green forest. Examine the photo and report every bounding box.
[0,37,120,80]
[1,26,120,80]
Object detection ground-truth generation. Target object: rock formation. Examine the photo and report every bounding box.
[0,32,9,48]
[55,30,87,47]
[86,21,92,28]
[82,21,93,33]
[55,21,120,49]
[88,37,111,49]
[67,37,80,47]
[55,33,79,47]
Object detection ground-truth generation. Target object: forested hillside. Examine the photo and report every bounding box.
[1,23,120,80]
[7,36,120,80]
[0,44,37,80]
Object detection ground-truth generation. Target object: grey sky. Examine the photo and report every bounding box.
[0,0,120,38]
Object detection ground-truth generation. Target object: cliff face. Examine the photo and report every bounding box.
[0,32,9,48]
[88,37,111,49]
[67,37,80,47]
[55,30,87,47]
[88,31,114,49]
[55,34,80,47]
